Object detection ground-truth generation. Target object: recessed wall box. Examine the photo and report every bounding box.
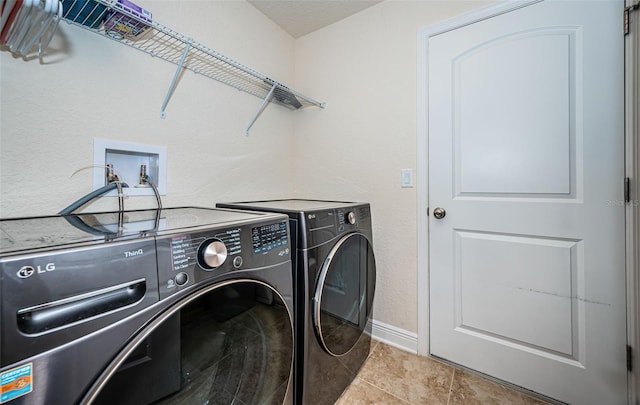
[93,138,167,197]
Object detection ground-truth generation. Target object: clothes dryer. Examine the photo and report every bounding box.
[0,207,294,405]
[216,200,376,405]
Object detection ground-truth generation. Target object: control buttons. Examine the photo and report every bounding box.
[198,239,228,269]
[233,256,243,269]
[346,211,356,225]
[175,272,188,286]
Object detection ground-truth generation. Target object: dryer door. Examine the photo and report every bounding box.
[313,233,376,356]
[83,280,294,405]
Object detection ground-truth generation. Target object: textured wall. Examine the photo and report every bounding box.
[0,0,297,217]
[293,0,491,334]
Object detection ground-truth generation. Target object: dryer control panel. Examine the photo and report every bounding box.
[303,205,371,248]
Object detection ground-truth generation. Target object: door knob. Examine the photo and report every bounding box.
[433,207,446,219]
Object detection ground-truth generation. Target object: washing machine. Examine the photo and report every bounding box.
[216,199,376,405]
[0,207,294,405]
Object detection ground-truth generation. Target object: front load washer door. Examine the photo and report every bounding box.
[83,280,294,405]
[313,233,376,356]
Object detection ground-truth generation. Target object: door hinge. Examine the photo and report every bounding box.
[627,2,640,36]
[628,344,633,372]
[625,177,631,203]
[626,7,630,35]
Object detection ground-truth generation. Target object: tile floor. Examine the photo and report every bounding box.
[336,341,551,405]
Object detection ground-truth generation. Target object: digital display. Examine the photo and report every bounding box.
[252,222,288,254]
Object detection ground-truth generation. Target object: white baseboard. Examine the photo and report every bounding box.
[369,319,418,354]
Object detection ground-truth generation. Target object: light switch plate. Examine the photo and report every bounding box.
[401,169,414,188]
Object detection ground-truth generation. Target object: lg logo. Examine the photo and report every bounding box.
[17,263,56,279]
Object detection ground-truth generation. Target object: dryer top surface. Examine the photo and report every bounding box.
[218,199,366,214]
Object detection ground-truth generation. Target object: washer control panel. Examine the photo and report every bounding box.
[251,222,288,254]
[170,228,241,273]
[156,218,290,299]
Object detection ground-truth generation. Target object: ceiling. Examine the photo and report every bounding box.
[247,0,384,38]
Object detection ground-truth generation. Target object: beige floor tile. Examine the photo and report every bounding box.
[354,342,454,405]
[336,377,410,405]
[449,369,551,405]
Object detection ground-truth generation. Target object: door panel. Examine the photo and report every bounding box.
[456,231,578,356]
[455,29,576,196]
[428,1,626,403]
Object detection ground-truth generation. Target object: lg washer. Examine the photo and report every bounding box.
[0,207,294,404]
[216,199,377,405]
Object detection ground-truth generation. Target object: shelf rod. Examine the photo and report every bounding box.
[160,40,192,119]
[245,83,277,136]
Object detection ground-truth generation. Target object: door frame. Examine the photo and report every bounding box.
[625,0,639,402]
[415,0,637,401]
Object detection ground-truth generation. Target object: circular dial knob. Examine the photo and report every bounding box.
[346,211,356,225]
[200,239,228,269]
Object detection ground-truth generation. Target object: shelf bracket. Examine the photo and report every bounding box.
[245,83,277,136]
[160,40,192,119]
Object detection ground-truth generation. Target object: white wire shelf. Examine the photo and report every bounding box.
[61,0,325,132]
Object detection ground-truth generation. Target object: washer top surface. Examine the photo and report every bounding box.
[219,199,362,213]
[0,207,278,255]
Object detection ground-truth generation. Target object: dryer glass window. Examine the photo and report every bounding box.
[87,281,293,405]
[314,233,376,356]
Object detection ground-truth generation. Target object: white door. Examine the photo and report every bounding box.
[428,1,627,404]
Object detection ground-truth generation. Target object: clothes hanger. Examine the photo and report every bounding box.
[0,0,22,44]
[7,0,36,52]
[38,0,60,59]
[18,0,55,55]
[0,0,17,34]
